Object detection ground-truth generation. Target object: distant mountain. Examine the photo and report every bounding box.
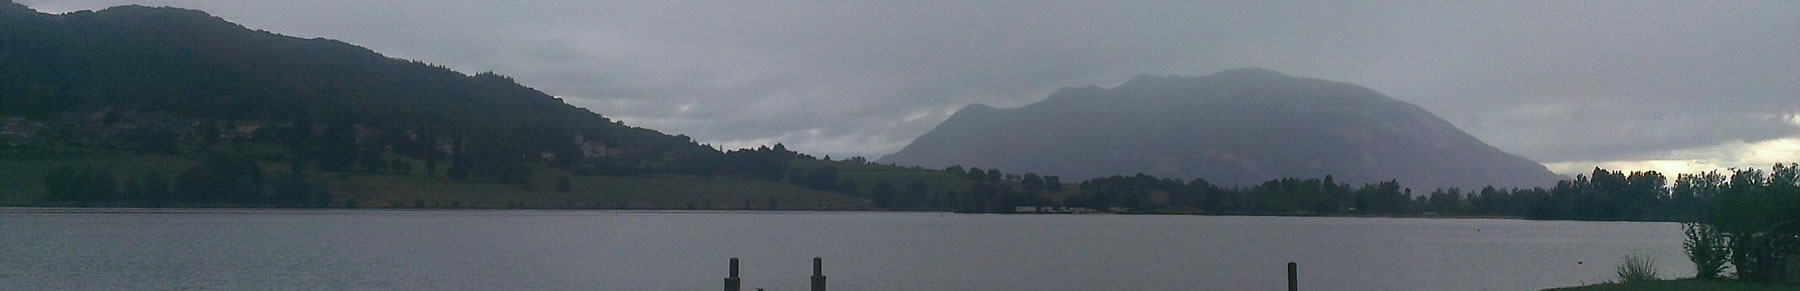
[0,1,707,157]
[881,68,1562,190]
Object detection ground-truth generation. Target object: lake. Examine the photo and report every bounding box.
[0,209,1690,290]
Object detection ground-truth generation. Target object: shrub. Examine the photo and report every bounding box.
[1615,254,1659,283]
[1682,222,1731,279]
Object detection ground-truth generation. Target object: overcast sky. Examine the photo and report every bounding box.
[22,0,1800,175]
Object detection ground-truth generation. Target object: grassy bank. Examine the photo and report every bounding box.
[1544,279,1793,291]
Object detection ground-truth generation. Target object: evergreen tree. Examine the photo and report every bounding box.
[317,124,357,172]
[1022,173,1045,192]
[43,165,75,202]
[873,181,898,208]
[447,157,471,181]
[905,181,931,209]
[944,165,966,176]
[142,170,171,206]
[390,159,412,175]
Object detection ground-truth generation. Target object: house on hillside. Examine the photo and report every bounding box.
[0,119,40,146]
[434,138,456,155]
[580,141,608,158]
[222,121,263,140]
[352,125,379,144]
[0,117,39,140]
[104,122,138,137]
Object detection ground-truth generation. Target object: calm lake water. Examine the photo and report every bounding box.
[0,209,1690,290]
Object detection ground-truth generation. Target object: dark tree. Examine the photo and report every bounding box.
[944,165,966,177]
[137,130,181,154]
[803,166,841,190]
[1021,173,1045,192]
[873,181,898,208]
[317,124,357,172]
[446,157,471,181]
[76,169,116,203]
[904,181,931,209]
[172,154,266,203]
[358,149,386,174]
[390,159,412,175]
[123,175,144,203]
[424,155,439,177]
[269,173,317,206]
[43,165,75,202]
[837,178,860,197]
[497,163,533,186]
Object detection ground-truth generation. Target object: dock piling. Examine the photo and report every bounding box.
[725,258,741,291]
[811,257,827,291]
[1287,262,1297,291]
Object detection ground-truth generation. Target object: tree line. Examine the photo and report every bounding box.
[42,154,331,207]
[1054,168,1706,221]
[1678,163,1798,283]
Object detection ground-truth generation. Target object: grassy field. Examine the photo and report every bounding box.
[1544,279,1795,291]
[0,153,866,209]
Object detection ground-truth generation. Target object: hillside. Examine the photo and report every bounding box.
[881,68,1563,190]
[0,1,877,209]
[0,2,707,162]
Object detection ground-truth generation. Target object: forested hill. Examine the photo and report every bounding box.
[0,1,710,162]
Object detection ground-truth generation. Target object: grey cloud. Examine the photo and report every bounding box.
[21,0,1800,162]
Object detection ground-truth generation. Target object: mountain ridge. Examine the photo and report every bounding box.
[881,68,1563,190]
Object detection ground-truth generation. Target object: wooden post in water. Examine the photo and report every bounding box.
[811,257,827,291]
[1287,262,1297,291]
[725,258,741,291]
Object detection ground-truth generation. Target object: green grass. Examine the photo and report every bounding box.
[1544,279,1795,291]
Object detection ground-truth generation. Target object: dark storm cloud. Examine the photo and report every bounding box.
[22,0,1800,166]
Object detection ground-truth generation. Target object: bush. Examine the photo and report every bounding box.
[1615,254,1659,283]
[1682,222,1731,279]
[390,159,412,175]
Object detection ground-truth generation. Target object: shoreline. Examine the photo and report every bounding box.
[0,206,1682,223]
